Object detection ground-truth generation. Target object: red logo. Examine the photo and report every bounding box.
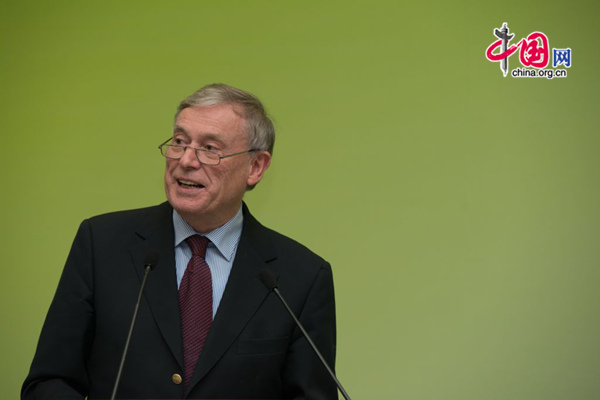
[486,31,550,68]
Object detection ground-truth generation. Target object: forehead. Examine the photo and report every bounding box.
[174,104,247,144]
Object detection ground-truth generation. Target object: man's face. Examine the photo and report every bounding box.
[164,104,269,232]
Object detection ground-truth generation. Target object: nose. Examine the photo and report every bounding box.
[178,146,201,168]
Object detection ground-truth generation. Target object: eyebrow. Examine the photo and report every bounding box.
[173,125,190,136]
[173,126,227,146]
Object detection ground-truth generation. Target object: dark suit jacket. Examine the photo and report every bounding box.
[22,202,337,399]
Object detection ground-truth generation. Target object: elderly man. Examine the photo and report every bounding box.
[22,84,338,399]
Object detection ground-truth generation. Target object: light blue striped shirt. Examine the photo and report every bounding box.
[173,206,243,318]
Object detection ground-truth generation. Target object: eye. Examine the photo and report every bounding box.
[172,137,186,145]
[203,144,219,152]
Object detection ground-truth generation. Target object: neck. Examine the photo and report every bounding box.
[179,206,241,234]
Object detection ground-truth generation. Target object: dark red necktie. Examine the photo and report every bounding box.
[179,235,213,390]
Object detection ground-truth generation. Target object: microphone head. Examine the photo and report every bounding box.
[259,268,278,291]
[144,250,160,271]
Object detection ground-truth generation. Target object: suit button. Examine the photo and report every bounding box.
[172,373,183,385]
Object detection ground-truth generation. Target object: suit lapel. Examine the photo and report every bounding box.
[130,202,184,369]
[186,205,277,394]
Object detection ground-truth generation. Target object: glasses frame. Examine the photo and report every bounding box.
[158,138,259,166]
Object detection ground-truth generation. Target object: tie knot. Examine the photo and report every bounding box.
[186,235,209,258]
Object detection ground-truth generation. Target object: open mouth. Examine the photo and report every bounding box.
[177,179,204,189]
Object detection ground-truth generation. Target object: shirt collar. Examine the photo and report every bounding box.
[172,206,244,261]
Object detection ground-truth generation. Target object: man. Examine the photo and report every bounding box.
[22,84,338,399]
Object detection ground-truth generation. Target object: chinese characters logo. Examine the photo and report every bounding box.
[485,22,571,79]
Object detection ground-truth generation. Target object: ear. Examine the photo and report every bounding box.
[247,151,271,187]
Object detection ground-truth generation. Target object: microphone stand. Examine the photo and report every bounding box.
[110,264,153,400]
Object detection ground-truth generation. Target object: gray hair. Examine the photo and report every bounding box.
[176,83,275,155]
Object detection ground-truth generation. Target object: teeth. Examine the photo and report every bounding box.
[178,180,202,188]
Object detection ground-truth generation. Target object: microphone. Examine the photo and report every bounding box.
[259,268,351,400]
[110,250,160,400]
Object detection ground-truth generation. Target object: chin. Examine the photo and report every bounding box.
[169,197,204,216]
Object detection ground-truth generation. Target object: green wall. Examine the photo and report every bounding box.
[2,1,598,399]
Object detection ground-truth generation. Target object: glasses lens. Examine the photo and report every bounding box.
[197,150,220,165]
[162,144,184,159]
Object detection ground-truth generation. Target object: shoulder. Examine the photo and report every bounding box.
[242,205,331,276]
[264,224,328,266]
[85,202,171,229]
[73,203,173,250]
[242,209,335,318]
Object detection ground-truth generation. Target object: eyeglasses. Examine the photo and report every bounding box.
[158,138,259,166]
